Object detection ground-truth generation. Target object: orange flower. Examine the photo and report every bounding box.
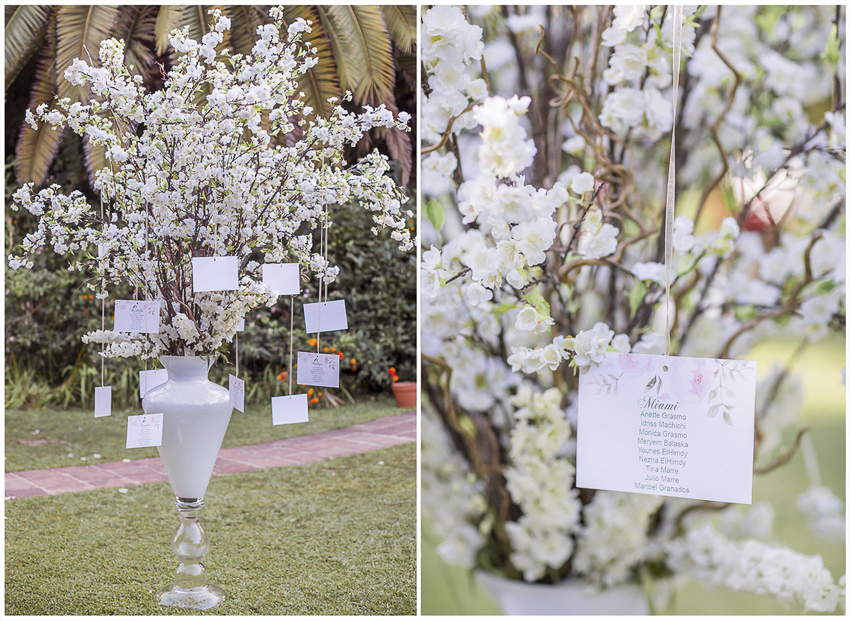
[350,358,356,365]
[330,347,336,353]
[310,397,319,404]
[323,346,329,352]
[307,337,317,347]
[307,388,314,397]
[392,376,399,383]
[338,352,345,359]
[389,367,396,374]
[317,392,323,398]
[277,372,286,381]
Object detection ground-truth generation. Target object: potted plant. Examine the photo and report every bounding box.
[420,5,845,615]
[9,6,412,609]
[389,366,417,408]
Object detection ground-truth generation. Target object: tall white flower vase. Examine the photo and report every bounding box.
[143,355,232,610]
[475,571,649,615]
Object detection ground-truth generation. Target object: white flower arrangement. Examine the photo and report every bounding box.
[421,5,845,613]
[9,7,413,359]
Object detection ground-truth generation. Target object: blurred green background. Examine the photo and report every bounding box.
[421,336,846,615]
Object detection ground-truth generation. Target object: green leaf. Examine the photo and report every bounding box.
[629,281,647,319]
[423,198,445,233]
[823,24,840,69]
[492,303,517,318]
[722,411,733,426]
[816,279,838,295]
[525,285,550,317]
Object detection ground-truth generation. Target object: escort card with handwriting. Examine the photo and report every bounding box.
[229,374,245,413]
[114,300,161,333]
[126,413,164,449]
[576,352,756,504]
[296,352,340,388]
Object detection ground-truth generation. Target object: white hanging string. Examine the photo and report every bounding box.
[289,294,294,395]
[100,188,106,387]
[663,4,684,357]
[235,332,239,377]
[316,160,326,354]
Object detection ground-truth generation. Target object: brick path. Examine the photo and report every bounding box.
[5,411,416,499]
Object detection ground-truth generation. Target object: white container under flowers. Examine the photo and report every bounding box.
[420,4,845,615]
[9,7,412,610]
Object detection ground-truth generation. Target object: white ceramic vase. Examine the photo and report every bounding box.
[142,355,232,610]
[475,571,649,615]
[143,355,232,498]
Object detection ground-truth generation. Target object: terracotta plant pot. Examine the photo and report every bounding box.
[391,381,418,408]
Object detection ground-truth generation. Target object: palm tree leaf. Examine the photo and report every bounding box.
[55,5,121,103]
[117,5,157,77]
[315,5,360,95]
[228,5,269,57]
[15,16,64,186]
[179,4,210,45]
[5,5,53,90]
[377,99,411,188]
[326,6,394,105]
[154,5,181,56]
[380,5,416,54]
[281,6,340,119]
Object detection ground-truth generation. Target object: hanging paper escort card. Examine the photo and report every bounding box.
[576,352,756,504]
[262,263,301,296]
[229,374,245,413]
[192,256,239,292]
[272,394,309,425]
[236,319,245,331]
[94,386,112,418]
[126,412,164,449]
[114,300,161,333]
[139,368,168,399]
[303,300,348,333]
[296,352,340,388]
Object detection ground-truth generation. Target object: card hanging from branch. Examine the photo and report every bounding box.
[575,6,757,505]
[95,187,112,419]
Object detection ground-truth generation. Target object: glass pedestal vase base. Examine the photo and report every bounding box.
[157,497,225,610]
[157,583,226,610]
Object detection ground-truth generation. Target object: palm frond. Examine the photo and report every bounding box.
[118,6,157,77]
[316,5,360,94]
[15,16,64,186]
[228,5,269,57]
[55,5,121,102]
[179,4,210,45]
[380,5,416,54]
[377,99,412,188]
[326,6,395,105]
[154,5,183,56]
[282,6,340,119]
[5,5,53,90]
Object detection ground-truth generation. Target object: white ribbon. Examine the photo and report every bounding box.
[664,4,684,357]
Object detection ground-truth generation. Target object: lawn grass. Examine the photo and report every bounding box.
[5,442,415,615]
[421,337,846,615]
[5,396,406,472]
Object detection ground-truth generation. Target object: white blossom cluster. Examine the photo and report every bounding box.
[572,491,665,587]
[666,524,845,613]
[10,7,413,358]
[421,409,488,568]
[420,5,845,611]
[503,386,582,582]
[797,486,846,543]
